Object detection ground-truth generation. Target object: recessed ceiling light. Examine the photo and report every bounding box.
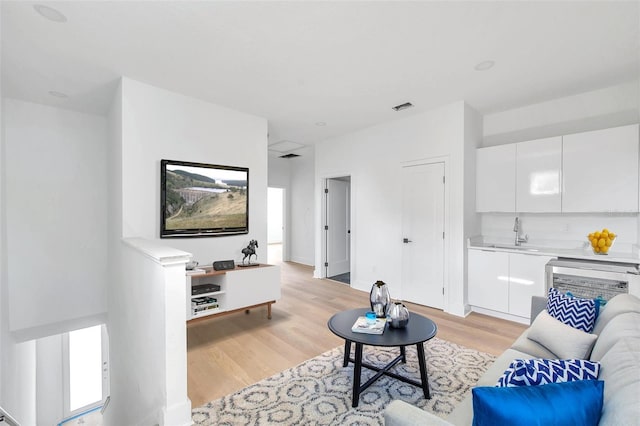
[474,60,495,71]
[315,122,327,127]
[33,4,68,23]
[48,91,69,98]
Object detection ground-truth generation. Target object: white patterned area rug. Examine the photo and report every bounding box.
[192,337,495,425]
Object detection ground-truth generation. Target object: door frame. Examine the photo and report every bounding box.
[400,156,450,311]
[324,177,351,278]
[318,172,354,280]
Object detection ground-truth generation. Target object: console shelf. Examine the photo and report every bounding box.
[186,264,280,322]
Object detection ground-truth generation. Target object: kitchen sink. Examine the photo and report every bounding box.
[484,244,539,252]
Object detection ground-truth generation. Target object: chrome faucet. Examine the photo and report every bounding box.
[513,216,529,246]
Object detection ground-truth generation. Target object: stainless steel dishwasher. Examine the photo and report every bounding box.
[545,258,639,301]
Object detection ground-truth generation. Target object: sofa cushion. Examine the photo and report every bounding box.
[547,288,598,333]
[496,358,600,387]
[446,349,535,426]
[592,293,640,336]
[590,312,640,361]
[383,400,452,426]
[528,310,598,359]
[446,394,473,426]
[597,337,640,425]
[471,380,604,426]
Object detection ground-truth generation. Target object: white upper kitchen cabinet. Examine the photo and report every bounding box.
[516,137,562,212]
[476,144,516,212]
[562,124,639,213]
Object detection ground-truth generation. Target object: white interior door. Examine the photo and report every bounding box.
[401,162,445,309]
[326,178,350,277]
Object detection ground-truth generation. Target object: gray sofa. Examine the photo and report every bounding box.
[384,293,640,425]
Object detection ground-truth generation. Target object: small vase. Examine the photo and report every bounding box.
[370,280,391,318]
[387,302,410,328]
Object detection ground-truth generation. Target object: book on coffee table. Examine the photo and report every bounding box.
[351,316,386,334]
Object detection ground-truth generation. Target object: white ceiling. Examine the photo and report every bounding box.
[2,1,639,151]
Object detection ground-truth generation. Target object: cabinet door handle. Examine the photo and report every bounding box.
[403,238,412,243]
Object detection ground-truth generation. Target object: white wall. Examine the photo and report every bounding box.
[1,339,36,425]
[461,104,482,307]
[289,147,315,266]
[480,214,638,251]
[4,99,108,341]
[120,78,269,264]
[36,334,64,425]
[105,78,268,424]
[268,156,290,188]
[268,156,291,259]
[315,101,479,315]
[267,148,316,266]
[483,81,639,146]
[105,240,191,426]
[0,23,35,422]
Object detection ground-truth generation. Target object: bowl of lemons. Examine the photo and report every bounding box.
[588,228,616,255]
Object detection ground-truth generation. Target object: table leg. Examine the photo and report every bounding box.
[400,346,406,363]
[416,342,430,399]
[352,343,363,408]
[343,340,352,367]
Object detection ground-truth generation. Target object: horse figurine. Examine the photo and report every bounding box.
[241,239,259,265]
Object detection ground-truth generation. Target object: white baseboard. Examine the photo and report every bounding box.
[444,303,470,318]
[161,399,192,426]
[470,306,530,325]
[290,256,313,266]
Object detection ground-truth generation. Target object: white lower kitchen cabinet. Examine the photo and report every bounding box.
[468,250,509,312]
[468,249,554,320]
[508,253,554,317]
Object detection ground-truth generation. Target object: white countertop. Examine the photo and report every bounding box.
[467,236,640,265]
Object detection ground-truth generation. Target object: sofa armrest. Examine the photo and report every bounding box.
[384,400,453,426]
[531,296,546,325]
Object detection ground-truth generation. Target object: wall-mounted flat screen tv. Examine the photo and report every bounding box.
[160,159,249,238]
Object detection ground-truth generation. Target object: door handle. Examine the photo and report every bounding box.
[403,238,412,243]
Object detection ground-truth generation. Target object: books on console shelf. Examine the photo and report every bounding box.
[192,303,218,310]
[351,316,386,334]
[186,268,207,275]
[192,296,217,305]
[192,297,218,310]
[192,304,219,314]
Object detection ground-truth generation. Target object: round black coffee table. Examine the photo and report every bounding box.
[327,308,438,407]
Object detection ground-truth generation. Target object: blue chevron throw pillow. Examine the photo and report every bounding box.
[496,358,601,387]
[547,288,597,333]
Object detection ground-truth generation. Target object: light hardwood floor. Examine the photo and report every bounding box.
[187,261,527,408]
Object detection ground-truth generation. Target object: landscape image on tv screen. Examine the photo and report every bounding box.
[161,160,248,237]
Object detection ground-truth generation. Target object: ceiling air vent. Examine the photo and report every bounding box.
[392,102,414,111]
[280,153,301,159]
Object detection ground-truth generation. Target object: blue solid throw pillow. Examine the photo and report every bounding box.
[472,380,604,426]
[547,288,598,333]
